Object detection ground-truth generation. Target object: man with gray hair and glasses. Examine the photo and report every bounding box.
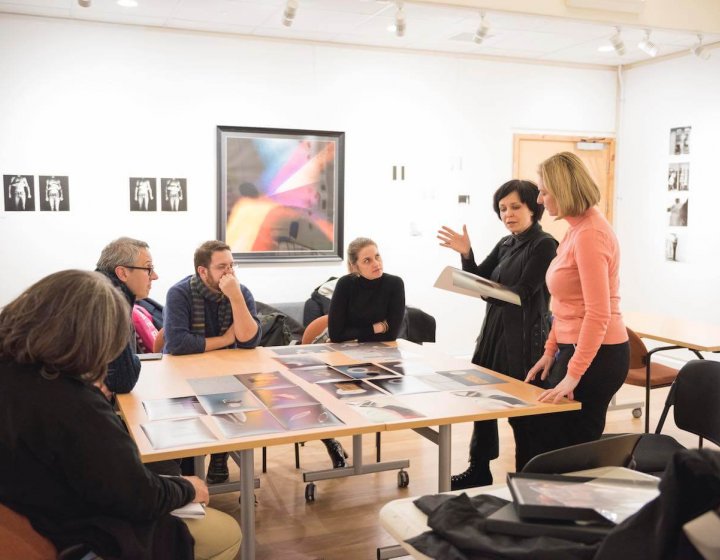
[96,237,159,395]
[164,239,262,482]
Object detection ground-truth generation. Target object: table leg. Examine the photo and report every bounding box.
[438,424,451,493]
[240,449,255,560]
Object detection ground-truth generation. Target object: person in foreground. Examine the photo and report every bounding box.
[164,240,262,483]
[0,270,241,560]
[438,180,557,489]
[326,237,406,467]
[520,152,629,469]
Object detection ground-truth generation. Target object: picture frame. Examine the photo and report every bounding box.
[217,125,345,262]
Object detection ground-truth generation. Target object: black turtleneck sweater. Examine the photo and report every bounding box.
[328,273,405,342]
[97,269,141,394]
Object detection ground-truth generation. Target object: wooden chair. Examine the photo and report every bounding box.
[152,327,165,354]
[301,315,329,344]
[623,327,681,433]
[0,503,57,560]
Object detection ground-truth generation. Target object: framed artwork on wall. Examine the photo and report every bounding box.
[217,125,345,262]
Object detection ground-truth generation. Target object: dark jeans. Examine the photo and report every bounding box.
[512,341,629,471]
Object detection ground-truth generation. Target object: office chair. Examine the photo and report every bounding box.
[301,315,329,344]
[521,433,642,475]
[622,327,684,433]
[632,359,720,477]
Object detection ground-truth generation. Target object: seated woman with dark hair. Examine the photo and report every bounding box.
[0,270,240,560]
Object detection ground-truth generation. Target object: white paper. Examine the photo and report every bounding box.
[434,266,521,306]
[171,502,206,519]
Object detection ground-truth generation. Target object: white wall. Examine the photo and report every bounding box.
[615,54,720,342]
[0,14,616,355]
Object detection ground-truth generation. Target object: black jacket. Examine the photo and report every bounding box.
[462,222,557,378]
[0,360,194,558]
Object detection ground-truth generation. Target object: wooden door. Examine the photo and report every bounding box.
[513,134,616,241]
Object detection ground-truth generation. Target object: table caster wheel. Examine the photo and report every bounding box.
[632,408,642,419]
[398,469,409,488]
[238,493,258,505]
[305,482,316,502]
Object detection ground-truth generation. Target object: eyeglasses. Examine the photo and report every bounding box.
[123,265,155,277]
[211,263,239,273]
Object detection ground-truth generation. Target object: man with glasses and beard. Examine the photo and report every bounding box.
[96,237,159,396]
[164,239,262,482]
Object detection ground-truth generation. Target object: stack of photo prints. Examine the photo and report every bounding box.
[140,341,531,449]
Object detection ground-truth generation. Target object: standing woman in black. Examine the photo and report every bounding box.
[438,180,557,489]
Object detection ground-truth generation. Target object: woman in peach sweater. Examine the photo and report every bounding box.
[521,152,629,470]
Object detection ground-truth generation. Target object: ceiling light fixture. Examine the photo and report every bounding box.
[608,27,625,55]
[282,0,298,27]
[473,13,489,45]
[78,0,91,7]
[394,1,406,38]
[638,30,658,57]
[690,34,711,60]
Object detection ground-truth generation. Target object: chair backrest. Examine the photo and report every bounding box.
[0,503,57,560]
[626,327,648,370]
[669,359,720,446]
[522,434,643,474]
[152,327,165,354]
[302,315,329,345]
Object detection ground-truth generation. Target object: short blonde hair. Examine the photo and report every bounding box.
[0,270,130,383]
[539,152,601,217]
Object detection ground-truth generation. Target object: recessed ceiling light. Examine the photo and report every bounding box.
[117,0,138,7]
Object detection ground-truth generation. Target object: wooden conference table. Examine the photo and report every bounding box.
[117,340,579,560]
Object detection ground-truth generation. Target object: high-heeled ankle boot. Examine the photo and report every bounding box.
[450,460,493,490]
[322,438,348,468]
[206,452,229,484]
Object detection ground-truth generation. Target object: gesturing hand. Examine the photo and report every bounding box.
[437,225,471,259]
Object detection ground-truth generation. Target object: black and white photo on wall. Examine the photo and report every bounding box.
[667,163,689,192]
[3,174,35,211]
[669,126,691,156]
[39,175,69,211]
[665,233,679,262]
[161,178,187,212]
[667,192,688,227]
[130,177,157,211]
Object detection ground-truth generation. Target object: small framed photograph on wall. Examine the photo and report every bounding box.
[160,178,187,212]
[130,177,157,211]
[217,125,345,263]
[3,174,35,211]
[39,175,70,211]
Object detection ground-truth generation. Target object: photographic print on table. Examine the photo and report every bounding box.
[236,371,293,390]
[437,368,504,386]
[273,354,327,369]
[378,359,436,376]
[141,417,218,450]
[269,344,334,356]
[291,365,352,384]
[450,389,530,410]
[339,346,404,362]
[271,404,344,431]
[331,363,400,380]
[415,373,477,391]
[3,174,35,211]
[329,341,391,351]
[317,380,386,400]
[130,177,157,211]
[161,178,187,211]
[254,386,319,409]
[188,375,247,395]
[345,396,425,423]
[39,175,69,211]
[196,390,263,415]
[372,376,437,396]
[142,396,206,421]
[211,409,285,439]
[217,125,345,263]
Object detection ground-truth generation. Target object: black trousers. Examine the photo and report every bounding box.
[512,341,629,471]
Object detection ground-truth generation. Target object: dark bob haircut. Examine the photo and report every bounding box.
[492,179,545,222]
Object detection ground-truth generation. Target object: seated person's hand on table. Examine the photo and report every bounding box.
[222,323,236,345]
[183,475,210,506]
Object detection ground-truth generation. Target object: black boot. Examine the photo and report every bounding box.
[207,452,229,484]
[450,460,493,490]
[322,438,348,468]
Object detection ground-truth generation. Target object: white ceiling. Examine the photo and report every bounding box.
[1,0,718,67]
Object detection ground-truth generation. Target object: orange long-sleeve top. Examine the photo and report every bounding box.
[544,206,627,379]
